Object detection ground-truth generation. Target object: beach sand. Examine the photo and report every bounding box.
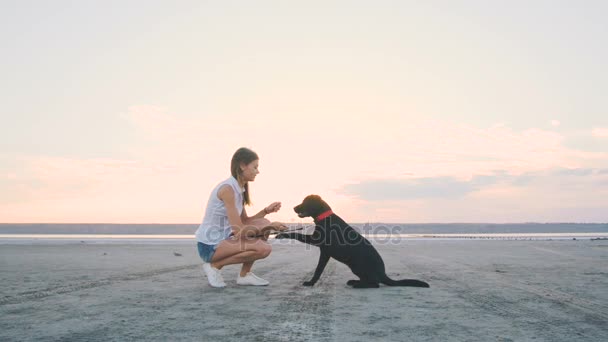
[1,239,607,341]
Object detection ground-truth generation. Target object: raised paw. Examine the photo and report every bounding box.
[302,281,315,287]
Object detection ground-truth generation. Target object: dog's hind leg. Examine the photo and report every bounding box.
[352,281,380,288]
[346,272,380,289]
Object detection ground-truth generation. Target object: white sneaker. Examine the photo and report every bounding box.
[237,272,270,286]
[202,263,226,288]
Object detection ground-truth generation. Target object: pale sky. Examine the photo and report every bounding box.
[1,0,607,223]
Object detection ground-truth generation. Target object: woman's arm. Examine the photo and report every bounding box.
[241,203,286,234]
[240,206,269,225]
[242,201,282,224]
[217,185,251,238]
[217,186,280,238]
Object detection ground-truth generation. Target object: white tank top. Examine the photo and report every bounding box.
[195,176,244,245]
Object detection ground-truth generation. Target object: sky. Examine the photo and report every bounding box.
[1,0,607,223]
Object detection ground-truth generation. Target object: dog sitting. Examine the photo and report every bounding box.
[276,195,430,288]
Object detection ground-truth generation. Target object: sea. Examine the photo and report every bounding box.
[1,223,607,244]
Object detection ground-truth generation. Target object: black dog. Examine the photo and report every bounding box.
[276,195,430,289]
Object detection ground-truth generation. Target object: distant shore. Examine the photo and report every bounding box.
[1,222,607,235]
[1,232,608,244]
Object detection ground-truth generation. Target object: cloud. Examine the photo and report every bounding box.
[340,168,606,202]
[3,105,608,223]
[341,177,478,201]
[0,155,192,222]
[554,168,595,176]
[340,173,511,201]
[337,168,608,222]
[592,127,608,138]
[123,107,608,184]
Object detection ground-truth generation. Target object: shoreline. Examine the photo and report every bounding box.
[1,232,607,243]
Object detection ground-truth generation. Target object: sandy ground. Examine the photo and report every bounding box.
[1,239,607,341]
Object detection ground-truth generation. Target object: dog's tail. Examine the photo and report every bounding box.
[381,274,430,288]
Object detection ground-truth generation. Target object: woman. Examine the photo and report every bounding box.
[195,147,287,288]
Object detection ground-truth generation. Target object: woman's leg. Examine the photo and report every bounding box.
[210,218,273,276]
[239,218,272,275]
[211,238,271,275]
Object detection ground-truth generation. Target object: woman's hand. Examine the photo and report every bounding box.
[264,202,282,214]
[257,222,288,241]
[270,221,289,231]
[259,222,288,235]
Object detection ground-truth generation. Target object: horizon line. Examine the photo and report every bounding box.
[1,222,607,225]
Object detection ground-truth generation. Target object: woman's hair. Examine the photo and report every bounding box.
[230,147,259,206]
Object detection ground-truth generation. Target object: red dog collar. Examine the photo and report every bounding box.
[315,210,333,221]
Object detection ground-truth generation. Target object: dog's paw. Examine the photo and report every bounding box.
[302,281,315,287]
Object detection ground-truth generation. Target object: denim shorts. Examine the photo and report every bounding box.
[197,241,218,263]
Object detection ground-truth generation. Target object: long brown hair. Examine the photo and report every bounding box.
[230,147,258,206]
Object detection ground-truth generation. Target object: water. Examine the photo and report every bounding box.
[1,223,607,243]
[1,223,607,235]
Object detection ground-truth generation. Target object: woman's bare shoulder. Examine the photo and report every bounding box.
[217,184,235,201]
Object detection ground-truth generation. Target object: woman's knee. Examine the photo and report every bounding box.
[256,242,272,259]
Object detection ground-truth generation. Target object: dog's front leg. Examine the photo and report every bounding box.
[303,250,330,286]
[276,232,322,246]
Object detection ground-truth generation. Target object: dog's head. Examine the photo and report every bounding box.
[294,194,331,218]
